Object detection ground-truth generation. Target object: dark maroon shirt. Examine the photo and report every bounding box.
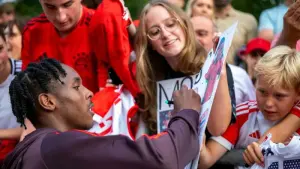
[3,109,200,169]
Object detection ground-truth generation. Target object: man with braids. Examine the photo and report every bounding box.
[3,57,203,169]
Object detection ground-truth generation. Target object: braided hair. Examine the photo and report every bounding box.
[9,57,67,128]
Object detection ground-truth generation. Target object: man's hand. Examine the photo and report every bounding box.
[173,85,201,113]
[243,142,264,167]
[277,0,300,48]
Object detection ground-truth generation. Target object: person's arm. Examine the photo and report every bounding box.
[199,139,228,169]
[40,86,201,169]
[259,30,274,42]
[21,25,31,70]
[125,7,137,39]
[41,110,200,169]
[258,10,274,41]
[276,0,300,48]
[258,113,300,144]
[89,16,109,90]
[207,65,231,136]
[258,102,300,144]
[89,3,139,95]
[0,120,36,141]
[199,122,239,169]
[0,128,22,140]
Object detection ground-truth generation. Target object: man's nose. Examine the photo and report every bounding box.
[56,8,67,23]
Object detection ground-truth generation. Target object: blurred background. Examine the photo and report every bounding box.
[4,0,287,20]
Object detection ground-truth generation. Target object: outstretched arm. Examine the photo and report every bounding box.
[199,139,228,169]
[207,65,231,136]
[0,128,22,140]
[258,113,300,144]
[41,110,200,169]
[276,0,300,48]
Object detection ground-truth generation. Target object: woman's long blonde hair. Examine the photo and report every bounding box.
[135,0,206,133]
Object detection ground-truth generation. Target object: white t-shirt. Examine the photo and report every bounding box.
[0,58,21,129]
[229,64,256,105]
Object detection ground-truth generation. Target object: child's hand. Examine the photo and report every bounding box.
[243,142,264,167]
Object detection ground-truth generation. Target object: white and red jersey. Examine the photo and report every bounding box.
[211,101,300,151]
[88,85,139,140]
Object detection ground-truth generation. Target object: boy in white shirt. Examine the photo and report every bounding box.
[199,46,300,169]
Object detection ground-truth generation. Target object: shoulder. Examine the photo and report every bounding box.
[9,58,22,75]
[23,14,50,35]
[84,6,95,15]
[40,130,130,168]
[228,64,254,86]
[235,9,257,23]
[77,7,94,28]
[228,64,248,77]
[96,0,124,14]
[91,0,126,22]
[40,130,95,155]
[40,130,117,149]
[263,4,287,14]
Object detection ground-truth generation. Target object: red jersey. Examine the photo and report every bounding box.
[89,0,140,97]
[21,7,99,93]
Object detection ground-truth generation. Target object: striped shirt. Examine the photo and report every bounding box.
[211,101,300,151]
[9,58,22,75]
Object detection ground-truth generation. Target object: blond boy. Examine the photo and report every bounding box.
[199,46,300,169]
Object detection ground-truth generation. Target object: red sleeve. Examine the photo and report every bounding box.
[89,17,109,88]
[89,1,140,96]
[291,102,300,118]
[0,140,17,161]
[221,123,239,145]
[41,109,200,169]
[211,122,239,150]
[21,26,31,70]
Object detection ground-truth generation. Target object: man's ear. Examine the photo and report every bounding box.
[38,93,57,111]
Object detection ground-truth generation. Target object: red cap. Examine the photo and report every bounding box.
[245,38,271,54]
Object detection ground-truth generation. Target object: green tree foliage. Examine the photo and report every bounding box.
[232,0,281,20]
[124,0,148,20]
[15,0,42,17]
[14,0,283,21]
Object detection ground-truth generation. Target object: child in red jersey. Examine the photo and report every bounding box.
[21,0,99,93]
[89,0,140,97]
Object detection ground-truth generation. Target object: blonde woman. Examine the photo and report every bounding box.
[186,0,214,18]
[134,0,231,136]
